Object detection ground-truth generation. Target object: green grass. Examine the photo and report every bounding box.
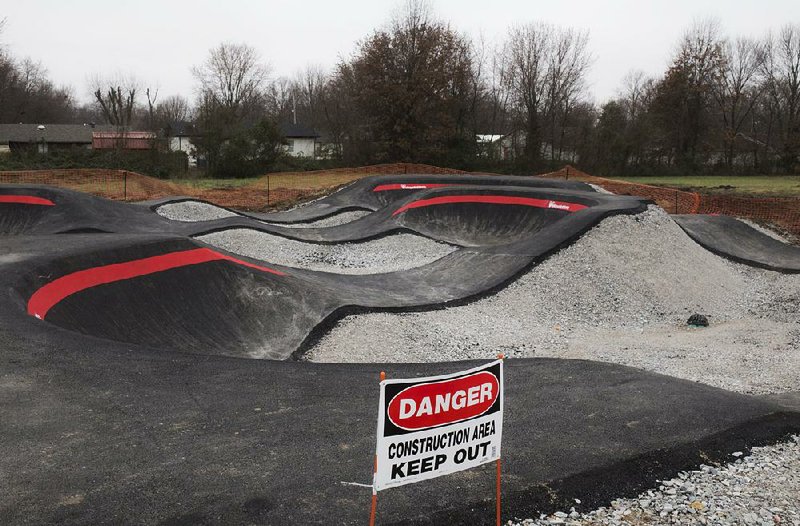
[614,175,800,197]
[177,177,260,190]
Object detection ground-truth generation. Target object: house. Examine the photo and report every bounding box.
[0,123,115,154]
[165,121,200,167]
[477,131,579,162]
[476,134,504,159]
[280,123,320,158]
[476,133,520,160]
[92,131,157,150]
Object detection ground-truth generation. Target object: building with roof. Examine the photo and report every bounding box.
[279,123,320,158]
[91,131,157,150]
[0,123,116,154]
[163,121,200,167]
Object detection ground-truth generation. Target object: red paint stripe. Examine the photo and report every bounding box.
[27,248,284,320]
[0,195,55,206]
[392,195,588,216]
[372,183,457,192]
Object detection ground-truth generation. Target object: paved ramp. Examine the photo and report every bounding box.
[675,214,800,273]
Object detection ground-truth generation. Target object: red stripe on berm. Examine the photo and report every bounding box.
[27,247,284,320]
[392,195,588,216]
[0,195,55,206]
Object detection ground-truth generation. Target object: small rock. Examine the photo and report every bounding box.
[687,313,709,327]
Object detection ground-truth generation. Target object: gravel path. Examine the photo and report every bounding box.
[513,436,800,526]
[197,229,456,274]
[275,210,372,228]
[306,206,800,396]
[157,201,239,221]
[157,200,371,228]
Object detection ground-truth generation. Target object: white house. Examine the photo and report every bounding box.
[166,122,199,167]
[280,123,320,158]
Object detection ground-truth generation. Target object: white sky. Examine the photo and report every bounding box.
[2,0,799,106]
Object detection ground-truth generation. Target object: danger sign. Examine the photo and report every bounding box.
[373,360,503,491]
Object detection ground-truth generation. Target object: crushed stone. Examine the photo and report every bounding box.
[276,210,372,228]
[197,229,456,274]
[156,201,238,221]
[513,436,800,526]
[157,200,371,228]
[305,206,800,395]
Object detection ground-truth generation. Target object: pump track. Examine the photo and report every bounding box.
[1,174,798,525]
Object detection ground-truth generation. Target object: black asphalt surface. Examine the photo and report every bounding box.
[1,175,798,525]
[144,173,595,224]
[1,181,647,359]
[674,214,800,273]
[2,312,797,525]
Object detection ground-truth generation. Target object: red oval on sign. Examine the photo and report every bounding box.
[387,371,499,431]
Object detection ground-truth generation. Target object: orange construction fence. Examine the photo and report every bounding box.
[541,166,800,239]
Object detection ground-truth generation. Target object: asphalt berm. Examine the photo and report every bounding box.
[1,174,798,525]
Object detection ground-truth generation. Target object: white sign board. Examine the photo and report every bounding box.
[373,359,503,491]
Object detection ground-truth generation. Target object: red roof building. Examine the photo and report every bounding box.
[92,131,156,150]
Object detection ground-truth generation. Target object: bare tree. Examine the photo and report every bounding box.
[145,86,159,131]
[502,22,590,163]
[763,24,800,169]
[191,42,269,115]
[612,70,657,168]
[266,76,294,123]
[90,75,138,128]
[156,94,190,129]
[476,39,511,138]
[292,64,328,127]
[712,37,765,167]
[503,23,551,161]
[544,27,591,160]
[619,70,653,121]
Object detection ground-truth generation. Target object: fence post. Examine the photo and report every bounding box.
[266,175,270,208]
[123,171,127,201]
[675,190,678,214]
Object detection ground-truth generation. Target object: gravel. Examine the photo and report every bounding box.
[275,210,372,228]
[197,229,456,274]
[157,201,239,221]
[305,206,800,396]
[157,200,371,228]
[512,435,800,526]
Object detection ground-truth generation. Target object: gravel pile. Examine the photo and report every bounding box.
[197,229,456,274]
[306,206,800,395]
[157,201,239,221]
[513,435,800,526]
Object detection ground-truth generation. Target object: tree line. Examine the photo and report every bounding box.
[1,4,799,176]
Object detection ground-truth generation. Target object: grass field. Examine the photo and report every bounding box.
[176,172,371,191]
[615,176,800,197]
[178,178,257,190]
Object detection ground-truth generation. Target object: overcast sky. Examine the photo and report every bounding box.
[2,0,799,106]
